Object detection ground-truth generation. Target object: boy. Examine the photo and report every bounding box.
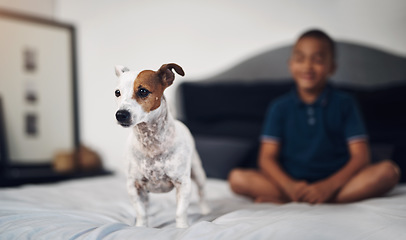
[228,29,400,204]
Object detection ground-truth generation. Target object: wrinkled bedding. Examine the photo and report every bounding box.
[0,175,405,240]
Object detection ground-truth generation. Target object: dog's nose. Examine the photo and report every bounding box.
[116,110,131,123]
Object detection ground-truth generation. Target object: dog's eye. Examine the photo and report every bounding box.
[138,88,151,98]
[115,90,121,97]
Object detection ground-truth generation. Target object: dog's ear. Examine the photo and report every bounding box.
[115,65,130,77]
[157,63,185,86]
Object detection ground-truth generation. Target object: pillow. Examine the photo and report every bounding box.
[194,135,254,180]
[180,81,294,123]
[370,143,394,163]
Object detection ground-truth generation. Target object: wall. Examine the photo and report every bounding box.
[6,0,406,172]
[0,0,55,18]
[55,0,406,172]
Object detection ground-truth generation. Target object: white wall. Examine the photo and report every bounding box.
[50,0,405,172]
[0,0,55,18]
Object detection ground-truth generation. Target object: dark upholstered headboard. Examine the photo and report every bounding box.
[177,41,406,181]
[200,41,406,87]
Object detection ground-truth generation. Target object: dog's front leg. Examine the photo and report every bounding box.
[174,178,192,228]
[127,178,149,227]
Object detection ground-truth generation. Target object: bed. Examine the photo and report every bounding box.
[0,175,405,239]
[1,41,406,239]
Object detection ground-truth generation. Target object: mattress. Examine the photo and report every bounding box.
[0,175,405,240]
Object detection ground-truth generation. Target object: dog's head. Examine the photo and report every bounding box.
[114,63,184,127]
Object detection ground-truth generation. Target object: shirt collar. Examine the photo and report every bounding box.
[291,84,331,107]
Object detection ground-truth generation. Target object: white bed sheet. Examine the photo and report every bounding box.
[0,175,405,240]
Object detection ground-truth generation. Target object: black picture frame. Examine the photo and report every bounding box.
[0,9,83,186]
[0,97,8,173]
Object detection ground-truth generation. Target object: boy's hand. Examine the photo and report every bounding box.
[284,180,309,202]
[299,181,335,204]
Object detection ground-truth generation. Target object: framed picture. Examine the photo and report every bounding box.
[0,97,8,172]
[0,10,79,168]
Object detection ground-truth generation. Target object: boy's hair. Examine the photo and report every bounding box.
[297,29,336,61]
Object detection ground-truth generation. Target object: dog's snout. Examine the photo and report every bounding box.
[116,110,131,124]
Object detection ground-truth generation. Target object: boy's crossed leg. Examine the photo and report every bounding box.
[228,160,400,204]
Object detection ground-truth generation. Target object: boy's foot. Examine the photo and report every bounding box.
[255,196,289,204]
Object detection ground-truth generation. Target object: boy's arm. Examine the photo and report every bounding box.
[258,141,309,202]
[301,140,370,203]
[323,140,370,191]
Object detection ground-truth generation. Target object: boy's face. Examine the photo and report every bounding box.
[289,37,335,93]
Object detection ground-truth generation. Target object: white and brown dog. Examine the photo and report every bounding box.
[114,63,210,228]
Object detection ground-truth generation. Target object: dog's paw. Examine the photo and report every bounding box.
[200,202,211,215]
[176,216,189,228]
[135,218,147,227]
[176,221,189,228]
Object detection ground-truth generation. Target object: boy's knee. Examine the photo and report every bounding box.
[228,169,248,194]
[376,160,401,186]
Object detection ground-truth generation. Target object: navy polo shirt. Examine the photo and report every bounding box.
[261,84,367,182]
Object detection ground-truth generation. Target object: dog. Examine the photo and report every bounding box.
[114,63,210,228]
